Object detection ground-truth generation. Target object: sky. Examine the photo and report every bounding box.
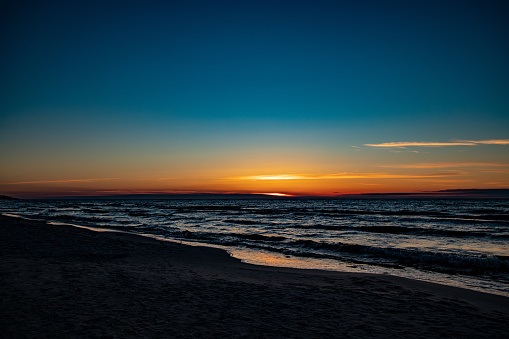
[1,0,508,198]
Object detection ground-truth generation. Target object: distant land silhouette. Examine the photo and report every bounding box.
[43,193,291,200]
[0,195,17,200]
[339,189,509,199]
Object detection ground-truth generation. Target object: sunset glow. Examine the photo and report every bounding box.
[258,193,293,197]
[238,175,317,181]
[0,1,507,199]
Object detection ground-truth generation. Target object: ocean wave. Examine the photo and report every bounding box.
[172,205,245,213]
[127,211,150,217]
[166,229,286,243]
[225,232,287,242]
[291,224,489,237]
[462,214,509,222]
[36,214,113,224]
[135,226,509,276]
[289,239,509,274]
[310,209,450,217]
[291,224,347,231]
[356,225,488,237]
[82,208,110,214]
[223,219,265,225]
[290,209,509,223]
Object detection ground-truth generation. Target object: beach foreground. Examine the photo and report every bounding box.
[1,215,508,338]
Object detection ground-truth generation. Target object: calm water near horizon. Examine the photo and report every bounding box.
[1,199,508,296]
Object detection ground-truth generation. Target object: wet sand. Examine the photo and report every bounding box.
[1,214,508,338]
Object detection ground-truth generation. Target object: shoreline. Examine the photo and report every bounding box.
[1,214,508,337]
[6,212,509,298]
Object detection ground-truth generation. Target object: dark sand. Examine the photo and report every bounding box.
[1,214,508,338]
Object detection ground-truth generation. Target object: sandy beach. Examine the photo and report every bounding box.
[1,214,508,338]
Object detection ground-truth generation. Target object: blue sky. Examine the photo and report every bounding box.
[1,0,508,197]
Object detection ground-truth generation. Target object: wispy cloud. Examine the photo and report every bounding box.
[233,172,461,180]
[485,182,509,186]
[365,141,475,147]
[379,162,509,169]
[2,178,119,185]
[364,139,509,148]
[463,139,509,145]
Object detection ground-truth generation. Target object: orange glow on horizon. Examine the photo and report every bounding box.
[233,172,462,181]
[238,175,307,180]
[257,193,293,197]
[2,148,508,199]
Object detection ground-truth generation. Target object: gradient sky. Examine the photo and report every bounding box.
[1,0,508,198]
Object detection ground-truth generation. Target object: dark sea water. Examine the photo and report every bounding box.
[2,199,508,296]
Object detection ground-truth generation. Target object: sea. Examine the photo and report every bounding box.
[1,198,508,296]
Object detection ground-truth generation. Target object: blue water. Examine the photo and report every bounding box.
[1,199,508,296]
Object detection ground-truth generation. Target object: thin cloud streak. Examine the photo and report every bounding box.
[365,139,509,148]
[379,162,509,169]
[2,178,119,185]
[365,141,475,147]
[461,139,509,145]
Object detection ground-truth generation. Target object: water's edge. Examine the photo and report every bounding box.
[2,211,508,297]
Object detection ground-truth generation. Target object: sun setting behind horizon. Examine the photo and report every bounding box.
[0,1,507,199]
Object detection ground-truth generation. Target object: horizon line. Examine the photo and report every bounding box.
[3,189,509,200]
